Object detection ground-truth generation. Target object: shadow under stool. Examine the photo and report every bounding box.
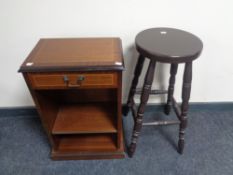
[123,27,203,157]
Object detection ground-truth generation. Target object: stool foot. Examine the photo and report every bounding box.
[164,104,171,115]
[122,105,130,116]
[128,144,136,158]
[128,120,142,158]
[178,139,184,154]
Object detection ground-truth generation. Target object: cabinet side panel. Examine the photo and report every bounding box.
[117,72,123,149]
[23,73,59,147]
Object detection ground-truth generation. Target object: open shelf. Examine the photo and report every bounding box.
[51,133,124,160]
[56,134,116,152]
[52,103,117,134]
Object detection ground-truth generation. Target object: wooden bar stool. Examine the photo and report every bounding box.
[123,28,203,157]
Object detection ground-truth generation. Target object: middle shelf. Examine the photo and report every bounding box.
[52,102,117,134]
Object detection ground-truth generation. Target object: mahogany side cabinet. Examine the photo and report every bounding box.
[19,38,125,160]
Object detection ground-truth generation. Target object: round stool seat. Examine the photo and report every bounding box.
[135,28,203,63]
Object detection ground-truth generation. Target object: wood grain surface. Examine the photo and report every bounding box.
[28,72,118,89]
[52,103,117,134]
[19,38,124,72]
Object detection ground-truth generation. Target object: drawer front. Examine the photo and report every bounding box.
[28,72,118,89]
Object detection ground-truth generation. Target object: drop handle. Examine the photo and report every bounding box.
[78,75,85,81]
[63,75,85,88]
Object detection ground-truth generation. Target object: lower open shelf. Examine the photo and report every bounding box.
[51,133,125,160]
[52,102,117,134]
[34,88,124,160]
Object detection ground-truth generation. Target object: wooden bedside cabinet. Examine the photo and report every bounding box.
[19,38,125,160]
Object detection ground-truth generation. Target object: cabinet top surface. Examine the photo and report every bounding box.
[19,38,124,72]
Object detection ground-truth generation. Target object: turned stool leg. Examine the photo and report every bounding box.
[178,62,192,154]
[123,55,145,116]
[128,60,156,157]
[165,63,178,115]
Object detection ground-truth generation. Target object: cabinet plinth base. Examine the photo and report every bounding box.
[51,133,125,160]
[51,150,125,160]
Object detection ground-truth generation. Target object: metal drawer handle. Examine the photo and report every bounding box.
[78,75,85,81]
[63,75,85,88]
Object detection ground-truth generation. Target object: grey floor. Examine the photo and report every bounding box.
[0,107,233,175]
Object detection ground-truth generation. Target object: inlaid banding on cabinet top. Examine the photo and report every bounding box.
[36,39,120,62]
[19,38,124,72]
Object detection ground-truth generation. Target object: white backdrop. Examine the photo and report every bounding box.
[0,0,233,107]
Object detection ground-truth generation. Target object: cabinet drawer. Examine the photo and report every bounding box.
[28,72,118,89]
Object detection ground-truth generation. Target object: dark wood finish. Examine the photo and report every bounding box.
[165,63,178,115]
[172,97,181,121]
[123,55,145,116]
[136,89,168,95]
[126,28,203,157]
[52,103,117,134]
[135,28,203,63]
[178,62,192,154]
[20,38,124,160]
[128,60,156,157]
[143,120,180,126]
[19,38,124,72]
[131,102,137,122]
